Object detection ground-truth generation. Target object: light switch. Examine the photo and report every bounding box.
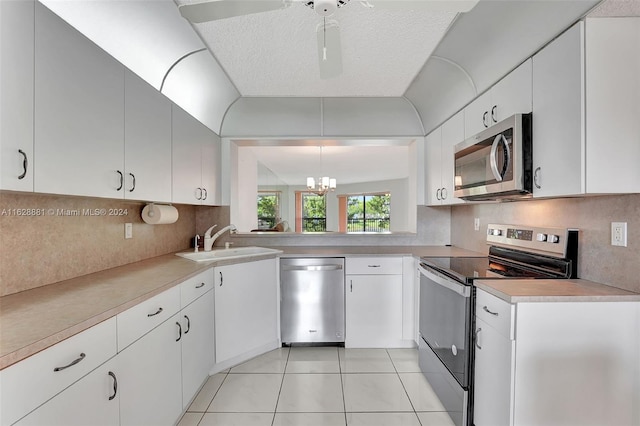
[125,223,133,239]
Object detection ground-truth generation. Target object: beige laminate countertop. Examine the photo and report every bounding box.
[476,279,640,303]
[272,245,485,258]
[0,251,279,370]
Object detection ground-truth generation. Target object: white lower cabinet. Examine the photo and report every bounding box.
[181,289,214,408]
[474,288,640,426]
[14,358,120,426]
[345,257,404,348]
[214,259,278,364]
[118,312,183,426]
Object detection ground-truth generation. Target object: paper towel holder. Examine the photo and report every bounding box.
[141,203,179,225]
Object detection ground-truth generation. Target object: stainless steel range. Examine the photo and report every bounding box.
[418,224,578,426]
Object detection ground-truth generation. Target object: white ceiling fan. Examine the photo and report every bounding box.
[178,0,478,79]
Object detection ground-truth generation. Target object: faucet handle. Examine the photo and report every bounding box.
[194,234,200,253]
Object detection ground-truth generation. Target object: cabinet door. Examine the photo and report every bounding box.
[200,133,220,206]
[15,358,120,426]
[473,317,514,426]
[124,70,172,202]
[490,59,532,124]
[440,111,465,206]
[34,3,125,198]
[118,313,183,426]
[346,275,403,348]
[0,0,34,191]
[172,104,206,205]
[424,128,442,206]
[532,23,584,197]
[464,91,491,138]
[181,290,214,409]
[214,259,278,363]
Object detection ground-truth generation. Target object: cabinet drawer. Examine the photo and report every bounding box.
[180,268,214,308]
[0,318,117,426]
[346,257,403,275]
[476,289,514,339]
[117,285,180,351]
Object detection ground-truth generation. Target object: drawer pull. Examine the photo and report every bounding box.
[219,271,224,286]
[483,306,499,316]
[53,353,86,372]
[368,265,381,268]
[475,328,482,350]
[195,282,205,289]
[108,371,118,401]
[147,307,163,317]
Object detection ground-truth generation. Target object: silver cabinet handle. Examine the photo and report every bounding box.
[482,111,489,128]
[475,328,482,350]
[491,105,497,123]
[534,167,541,189]
[368,265,381,268]
[441,187,447,200]
[176,321,182,342]
[196,188,203,200]
[116,170,124,191]
[219,271,223,286]
[282,264,343,271]
[436,188,441,200]
[54,353,86,372]
[202,188,208,200]
[195,282,205,289]
[147,307,163,317]
[350,280,353,293]
[128,173,136,192]
[483,306,499,316]
[18,149,28,180]
[108,371,118,401]
[184,315,191,334]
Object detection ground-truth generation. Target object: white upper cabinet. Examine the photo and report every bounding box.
[0,0,34,192]
[124,71,172,202]
[34,2,125,199]
[425,111,465,206]
[172,104,220,205]
[532,19,640,197]
[465,59,532,138]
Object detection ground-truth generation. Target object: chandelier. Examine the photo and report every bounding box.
[306,146,337,195]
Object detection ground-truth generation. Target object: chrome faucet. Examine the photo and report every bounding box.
[203,224,237,251]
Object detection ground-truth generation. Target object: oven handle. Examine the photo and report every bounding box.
[419,265,471,298]
[489,134,510,182]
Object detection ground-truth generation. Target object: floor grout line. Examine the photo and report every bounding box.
[270,346,291,426]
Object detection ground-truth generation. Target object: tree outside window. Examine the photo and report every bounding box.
[257,191,280,229]
[347,193,390,233]
[302,193,326,232]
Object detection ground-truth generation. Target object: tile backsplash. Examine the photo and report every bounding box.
[0,191,196,296]
[451,194,640,293]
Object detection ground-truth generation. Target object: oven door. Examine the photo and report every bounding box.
[418,264,472,388]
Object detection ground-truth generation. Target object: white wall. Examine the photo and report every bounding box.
[230,144,258,231]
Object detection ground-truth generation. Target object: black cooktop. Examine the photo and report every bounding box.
[420,256,492,284]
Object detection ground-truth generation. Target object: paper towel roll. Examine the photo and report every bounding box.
[141,204,179,225]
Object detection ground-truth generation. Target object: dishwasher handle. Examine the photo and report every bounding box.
[281,264,343,272]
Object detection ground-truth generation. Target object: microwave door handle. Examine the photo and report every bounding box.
[489,134,510,182]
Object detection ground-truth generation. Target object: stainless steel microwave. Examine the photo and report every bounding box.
[454,113,532,201]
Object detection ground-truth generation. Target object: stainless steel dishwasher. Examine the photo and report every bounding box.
[280,258,345,344]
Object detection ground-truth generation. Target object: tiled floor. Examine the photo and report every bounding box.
[178,347,454,426]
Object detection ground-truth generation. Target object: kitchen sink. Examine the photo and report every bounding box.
[175,246,281,262]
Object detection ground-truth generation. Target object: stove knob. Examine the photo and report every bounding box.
[536,233,547,242]
[492,229,502,236]
[548,234,560,243]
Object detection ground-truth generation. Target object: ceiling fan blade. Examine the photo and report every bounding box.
[179,0,287,23]
[317,20,343,79]
[365,0,478,13]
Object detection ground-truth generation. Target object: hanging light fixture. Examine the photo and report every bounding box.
[306,146,337,195]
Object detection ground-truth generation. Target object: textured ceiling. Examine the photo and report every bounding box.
[176,0,458,96]
[589,0,640,16]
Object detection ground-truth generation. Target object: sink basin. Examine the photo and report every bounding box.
[176,246,281,262]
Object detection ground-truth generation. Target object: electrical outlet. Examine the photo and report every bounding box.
[474,218,480,231]
[611,222,627,247]
[125,223,133,239]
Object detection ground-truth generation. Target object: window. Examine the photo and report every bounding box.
[346,193,390,233]
[300,193,326,232]
[257,191,280,229]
